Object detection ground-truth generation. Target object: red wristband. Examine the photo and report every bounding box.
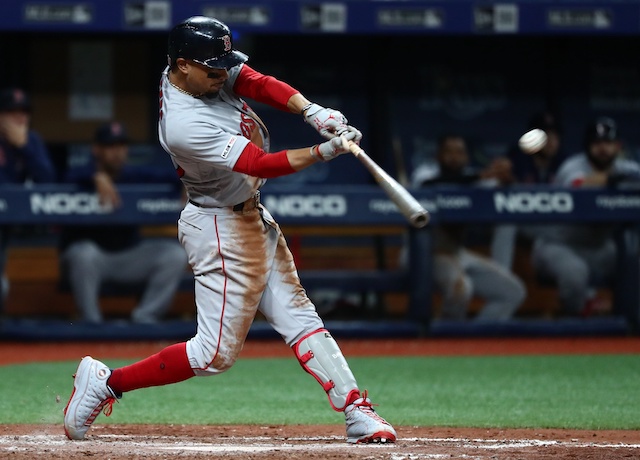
[310,145,325,162]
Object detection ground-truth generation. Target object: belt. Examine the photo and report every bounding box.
[189,191,260,213]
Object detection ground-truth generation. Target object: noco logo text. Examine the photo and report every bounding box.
[30,193,109,215]
[263,194,347,217]
[494,191,573,213]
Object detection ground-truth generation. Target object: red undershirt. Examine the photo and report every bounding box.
[231,65,300,178]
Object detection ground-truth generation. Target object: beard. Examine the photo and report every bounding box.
[588,152,615,171]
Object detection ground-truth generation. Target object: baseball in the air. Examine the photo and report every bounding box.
[518,128,547,154]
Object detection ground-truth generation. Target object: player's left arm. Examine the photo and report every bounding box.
[233,64,298,112]
[233,65,350,139]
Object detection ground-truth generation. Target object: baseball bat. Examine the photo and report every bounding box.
[340,136,430,228]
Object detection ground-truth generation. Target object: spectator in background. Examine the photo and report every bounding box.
[0,87,56,311]
[492,110,568,269]
[531,116,640,316]
[412,133,526,321]
[59,121,188,324]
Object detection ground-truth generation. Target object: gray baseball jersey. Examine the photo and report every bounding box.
[158,65,326,376]
[548,152,640,246]
[554,152,640,187]
[158,64,268,207]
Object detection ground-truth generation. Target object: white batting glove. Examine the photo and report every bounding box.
[303,103,348,139]
[336,125,362,145]
[310,126,361,162]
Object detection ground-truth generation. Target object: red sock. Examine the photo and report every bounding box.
[346,389,361,407]
[107,342,194,394]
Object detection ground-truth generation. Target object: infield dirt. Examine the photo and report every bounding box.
[1,337,639,459]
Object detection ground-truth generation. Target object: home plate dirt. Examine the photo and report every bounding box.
[3,338,640,459]
[1,425,639,459]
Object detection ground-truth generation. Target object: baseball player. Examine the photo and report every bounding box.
[532,117,640,315]
[63,16,397,444]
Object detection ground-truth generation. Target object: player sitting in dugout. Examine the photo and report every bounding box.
[0,87,56,312]
[411,133,526,321]
[531,116,640,317]
[58,121,188,324]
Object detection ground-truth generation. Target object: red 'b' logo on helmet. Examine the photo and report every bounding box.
[222,35,232,52]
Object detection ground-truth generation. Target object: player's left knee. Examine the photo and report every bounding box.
[187,339,239,375]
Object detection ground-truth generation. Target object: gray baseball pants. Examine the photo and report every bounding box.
[434,248,526,321]
[531,238,616,314]
[61,239,188,323]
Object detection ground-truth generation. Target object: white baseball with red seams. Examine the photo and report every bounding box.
[518,128,547,154]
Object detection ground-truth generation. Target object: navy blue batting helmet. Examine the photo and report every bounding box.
[167,16,248,70]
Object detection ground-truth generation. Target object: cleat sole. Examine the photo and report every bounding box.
[348,430,397,444]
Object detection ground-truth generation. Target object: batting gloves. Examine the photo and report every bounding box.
[303,103,348,139]
[311,126,361,162]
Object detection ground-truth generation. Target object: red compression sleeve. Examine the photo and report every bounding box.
[234,65,299,112]
[107,342,194,393]
[233,143,296,178]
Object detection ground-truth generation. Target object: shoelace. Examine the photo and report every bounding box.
[353,390,377,408]
[85,397,116,426]
[353,390,389,424]
[101,397,117,417]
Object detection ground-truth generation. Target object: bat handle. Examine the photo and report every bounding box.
[341,136,364,157]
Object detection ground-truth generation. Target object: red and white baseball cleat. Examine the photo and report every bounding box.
[63,356,119,440]
[344,390,397,444]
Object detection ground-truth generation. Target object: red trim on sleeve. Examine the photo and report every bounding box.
[571,177,585,187]
[234,65,299,112]
[233,143,296,178]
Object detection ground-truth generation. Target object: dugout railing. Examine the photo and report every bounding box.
[0,184,638,340]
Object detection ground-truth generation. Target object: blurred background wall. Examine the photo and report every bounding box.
[2,1,639,185]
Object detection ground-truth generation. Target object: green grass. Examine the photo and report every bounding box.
[2,355,639,429]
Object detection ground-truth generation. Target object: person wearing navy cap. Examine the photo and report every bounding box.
[0,87,56,313]
[58,121,188,324]
[532,116,640,317]
[0,87,55,183]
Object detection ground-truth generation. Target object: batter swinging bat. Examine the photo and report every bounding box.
[340,136,430,228]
